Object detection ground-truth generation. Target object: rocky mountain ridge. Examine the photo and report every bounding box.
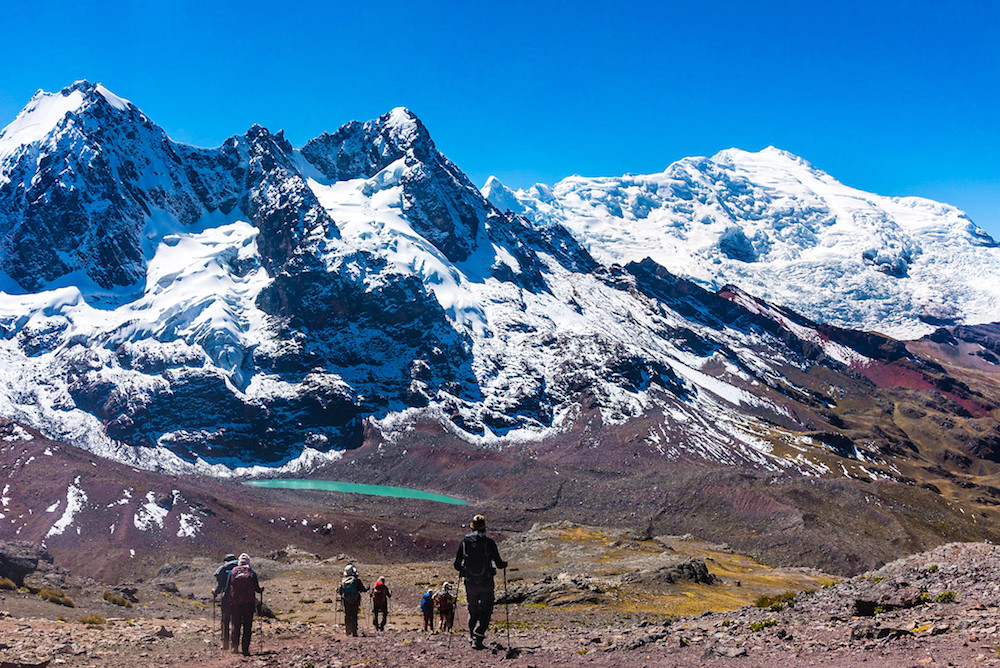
[0,81,997,489]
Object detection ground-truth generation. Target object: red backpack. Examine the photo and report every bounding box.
[372,582,389,605]
[229,564,256,605]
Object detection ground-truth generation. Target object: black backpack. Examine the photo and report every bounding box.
[216,562,235,595]
[461,533,492,580]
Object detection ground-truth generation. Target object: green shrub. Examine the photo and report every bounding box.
[103,591,133,608]
[935,591,957,603]
[754,592,797,610]
[749,618,778,632]
[924,564,939,574]
[0,576,16,590]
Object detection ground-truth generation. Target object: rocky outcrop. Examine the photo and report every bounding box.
[0,541,53,586]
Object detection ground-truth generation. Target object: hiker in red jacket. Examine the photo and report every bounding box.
[370,576,391,631]
[435,581,456,631]
[222,553,263,656]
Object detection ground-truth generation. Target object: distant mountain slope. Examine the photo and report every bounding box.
[484,147,1000,339]
[0,81,997,489]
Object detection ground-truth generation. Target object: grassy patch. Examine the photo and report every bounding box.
[103,591,133,607]
[79,614,107,629]
[0,576,16,590]
[38,587,75,607]
[935,591,957,603]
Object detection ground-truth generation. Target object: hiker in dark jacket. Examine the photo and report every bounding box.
[211,553,239,650]
[222,553,263,656]
[453,514,507,649]
[337,564,368,636]
[370,576,391,631]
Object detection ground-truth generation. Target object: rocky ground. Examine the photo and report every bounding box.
[4,528,1000,666]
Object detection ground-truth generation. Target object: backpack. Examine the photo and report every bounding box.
[228,564,256,606]
[461,533,493,580]
[420,592,434,613]
[215,562,236,595]
[341,576,361,602]
[372,582,389,605]
[435,592,454,613]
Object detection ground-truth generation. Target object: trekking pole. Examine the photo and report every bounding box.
[212,594,216,645]
[447,586,454,649]
[257,590,263,654]
[503,567,512,652]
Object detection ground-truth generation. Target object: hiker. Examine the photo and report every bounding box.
[370,575,391,631]
[210,552,239,650]
[420,587,436,631]
[222,553,263,656]
[337,564,368,636]
[435,581,456,631]
[453,513,508,649]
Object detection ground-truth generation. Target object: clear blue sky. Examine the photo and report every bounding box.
[2,0,998,236]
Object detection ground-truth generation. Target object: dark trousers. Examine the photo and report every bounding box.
[344,599,360,636]
[464,578,495,641]
[219,599,232,648]
[230,601,255,654]
[372,602,388,630]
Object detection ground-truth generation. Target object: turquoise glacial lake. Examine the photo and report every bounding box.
[244,479,469,505]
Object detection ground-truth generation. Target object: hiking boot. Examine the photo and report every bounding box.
[473,636,485,650]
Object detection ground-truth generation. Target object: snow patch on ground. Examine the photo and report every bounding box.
[133,491,169,531]
[45,477,87,538]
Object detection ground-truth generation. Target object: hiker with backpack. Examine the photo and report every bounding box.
[222,553,264,656]
[210,553,239,650]
[337,564,368,636]
[420,587,436,631]
[435,581,456,631]
[453,514,508,650]
[370,576,391,631]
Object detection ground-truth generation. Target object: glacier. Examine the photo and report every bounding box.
[484,147,1000,340]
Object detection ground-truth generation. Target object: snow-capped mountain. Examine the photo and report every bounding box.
[0,81,997,480]
[483,148,1000,340]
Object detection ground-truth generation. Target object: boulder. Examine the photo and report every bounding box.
[0,541,53,587]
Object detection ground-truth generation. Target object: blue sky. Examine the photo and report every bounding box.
[2,0,998,236]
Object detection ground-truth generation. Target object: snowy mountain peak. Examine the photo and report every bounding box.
[481,176,524,215]
[488,146,1000,339]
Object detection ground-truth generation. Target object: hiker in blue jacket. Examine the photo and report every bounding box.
[454,514,507,649]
